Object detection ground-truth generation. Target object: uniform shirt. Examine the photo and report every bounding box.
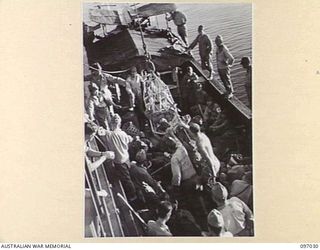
[189,33,213,58]
[170,11,187,26]
[147,220,172,236]
[104,128,132,164]
[171,144,196,186]
[129,163,162,194]
[87,94,107,121]
[216,45,234,70]
[218,197,253,236]
[126,74,144,100]
[100,73,127,88]
[180,73,199,98]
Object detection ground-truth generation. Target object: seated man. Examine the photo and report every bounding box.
[190,82,209,117]
[203,99,221,128]
[208,110,230,137]
[130,149,167,209]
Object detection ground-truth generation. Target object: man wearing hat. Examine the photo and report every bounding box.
[188,25,214,80]
[166,10,188,46]
[87,82,112,129]
[215,35,235,99]
[206,209,233,237]
[211,182,254,236]
[240,57,252,108]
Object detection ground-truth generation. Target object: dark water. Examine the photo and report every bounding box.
[155,3,252,106]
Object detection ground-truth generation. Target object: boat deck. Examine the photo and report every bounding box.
[185,60,252,122]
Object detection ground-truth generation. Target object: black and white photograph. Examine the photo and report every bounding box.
[83,3,253,237]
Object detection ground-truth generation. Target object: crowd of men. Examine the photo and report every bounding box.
[84,8,252,237]
[167,10,252,102]
[84,61,253,237]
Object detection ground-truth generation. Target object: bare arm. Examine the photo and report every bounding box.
[171,156,181,186]
[88,155,107,172]
[87,99,95,121]
[103,73,127,87]
[188,35,199,50]
[224,47,235,66]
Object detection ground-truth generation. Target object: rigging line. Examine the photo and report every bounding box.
[84,63,131,74]
[137,17,148,56]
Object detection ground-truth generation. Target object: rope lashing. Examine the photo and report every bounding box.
[84,63,131,74]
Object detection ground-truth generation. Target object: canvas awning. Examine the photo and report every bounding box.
[133,3,177,18]
[88,8,132,25]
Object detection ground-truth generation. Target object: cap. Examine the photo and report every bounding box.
[207,209,224,228]
[191,115,202,125]
[189,122,200,133]
[211,182,228,201]
[240,57,251,65]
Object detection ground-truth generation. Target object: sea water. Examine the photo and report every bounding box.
[164,3,252,106]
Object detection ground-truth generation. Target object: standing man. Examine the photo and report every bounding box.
[100,114,136,202]
[189,123,221,180]
[87,82,113,129]
[168,139,197,191]
[240,57,252,108]
[215,35,235,99]
[188,25,214,80]
[126,66,146,127]
[166,10,188,46]
[92,63,135,111]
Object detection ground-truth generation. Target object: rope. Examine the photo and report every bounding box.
[137,18,148,56]
[84,63,131,74]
